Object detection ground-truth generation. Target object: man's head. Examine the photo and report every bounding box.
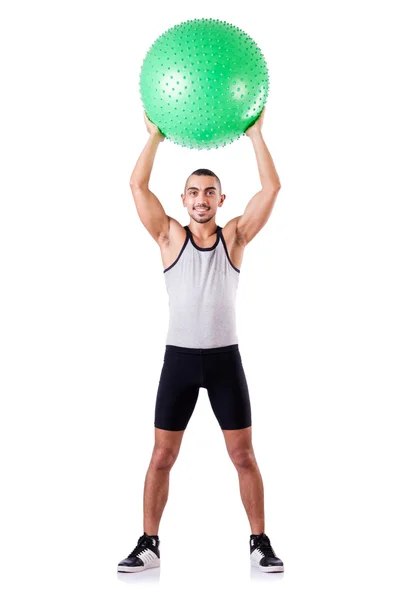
[182,168,226,224]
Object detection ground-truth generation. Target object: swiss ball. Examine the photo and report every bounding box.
[139,18,269,150]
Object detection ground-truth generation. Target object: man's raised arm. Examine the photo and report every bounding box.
[235,107,281,245]
[129,113,169,243]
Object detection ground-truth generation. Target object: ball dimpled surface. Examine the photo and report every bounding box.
[139,18,269,150]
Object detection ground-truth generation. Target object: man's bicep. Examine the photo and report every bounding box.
[130,184,170,242]
[235,188,280,244]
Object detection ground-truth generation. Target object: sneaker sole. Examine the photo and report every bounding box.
[118,559,160,573]
[251,559,284,573]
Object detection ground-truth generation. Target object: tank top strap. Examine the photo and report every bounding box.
[184,224,222,251]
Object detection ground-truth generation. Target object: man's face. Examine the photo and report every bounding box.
[181,175,225,224]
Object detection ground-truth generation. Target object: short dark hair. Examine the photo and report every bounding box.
[185,168,222,194]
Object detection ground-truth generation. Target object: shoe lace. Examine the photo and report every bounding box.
[128,534,155,558]
[255,534,277,559]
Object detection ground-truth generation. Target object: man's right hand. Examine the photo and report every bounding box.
[143,111,165,142]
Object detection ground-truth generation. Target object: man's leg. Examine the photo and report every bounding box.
[222,425,265,535]
[143,426,185,535]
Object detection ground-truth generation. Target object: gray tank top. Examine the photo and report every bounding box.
[163,224,240,348]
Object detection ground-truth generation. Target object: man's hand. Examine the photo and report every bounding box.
[245,106,266,138]
[143,111,165,142]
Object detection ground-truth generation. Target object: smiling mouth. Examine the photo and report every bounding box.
[195,208,209,212]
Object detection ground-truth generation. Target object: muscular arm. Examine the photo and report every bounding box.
[229,107,281,246]
[129,115,170,243]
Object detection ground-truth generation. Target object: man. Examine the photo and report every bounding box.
[118,107,283,573]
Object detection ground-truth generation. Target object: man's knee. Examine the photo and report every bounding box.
[229,448,256,470]
[150,446,179,470]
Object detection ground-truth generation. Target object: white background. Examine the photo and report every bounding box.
[1,0,396,597]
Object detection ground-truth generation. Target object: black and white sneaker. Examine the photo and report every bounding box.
[117,532,160,572]
[250,532,284,572]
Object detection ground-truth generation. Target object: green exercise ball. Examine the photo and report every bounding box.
[139,18,269,150]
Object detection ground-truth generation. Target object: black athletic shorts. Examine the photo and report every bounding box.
[154,344,252,431]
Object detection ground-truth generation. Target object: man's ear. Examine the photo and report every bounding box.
[181,193,185,206]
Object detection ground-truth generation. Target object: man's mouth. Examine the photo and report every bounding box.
[195,208,209,213]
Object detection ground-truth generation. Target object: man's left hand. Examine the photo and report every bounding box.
[245,106,266,137]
